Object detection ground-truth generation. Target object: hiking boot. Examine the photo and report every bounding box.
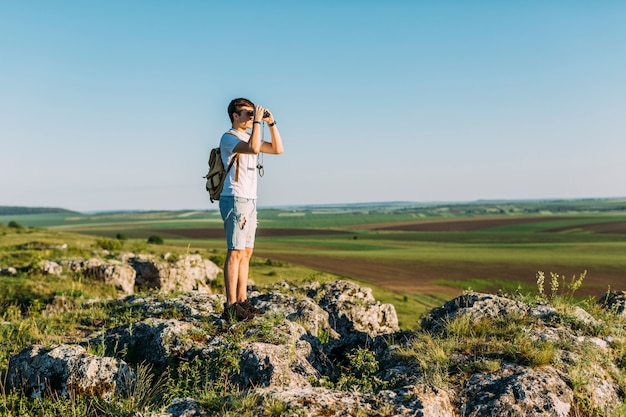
[222,302,255,322]
[239,299,265,315]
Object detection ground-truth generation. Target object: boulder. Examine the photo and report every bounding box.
[316,280,399,338]
[422,291,529,332]
[130,254,220,293]
[461,363,573,417]
[7,344,133,399]
[125,292,225,319]
[254,384,456,417]
[599,290,626,316]
[165,397,207,416]
[0,267,17,276]
[89,261,136,295]
[251,290,340,339]
[95,318,200,366]
[238,341,320,388]
[38,260,63,276]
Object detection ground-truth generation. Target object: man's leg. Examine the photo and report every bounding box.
[236,248,254,303]
[224,249,243,306]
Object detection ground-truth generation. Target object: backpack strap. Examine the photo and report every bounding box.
[224,130,241,182]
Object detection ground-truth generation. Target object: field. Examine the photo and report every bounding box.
[2,198,626,328]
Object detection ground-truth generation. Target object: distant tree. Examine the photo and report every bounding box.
[8,221,23,229]
[116,233,128,241]
[147,235,164,245]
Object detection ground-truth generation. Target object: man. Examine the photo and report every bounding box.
[219,98,284,321]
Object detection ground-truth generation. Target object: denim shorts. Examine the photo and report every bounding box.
[219,196,257,250]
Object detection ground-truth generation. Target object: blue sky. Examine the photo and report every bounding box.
[1,1,624,211]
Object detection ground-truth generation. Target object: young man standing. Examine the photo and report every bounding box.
[219,98,284,321]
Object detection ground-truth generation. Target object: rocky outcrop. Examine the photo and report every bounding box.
[4,284,626,416]
[21,253,222,295]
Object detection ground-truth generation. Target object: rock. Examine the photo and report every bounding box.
[95,318,200,366]
[378,384,456,417]
[165,397,207,416]
[7,344,133,399]
[238,341,320,388]
[316,280,399,338]
[255,384,456,417]
[422,292,529,332]
[461,363,573,417]
[0,267,17,276]
[130,254,220,293]
[89,261,136,295]
[251,290,340,339]
[125,292,225,319]
[599,290,626,316]
[38,260,63,276]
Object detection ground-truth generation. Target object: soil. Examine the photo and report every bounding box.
[544,221,626,234]
[165,228,352,239]
[351,216,577,232]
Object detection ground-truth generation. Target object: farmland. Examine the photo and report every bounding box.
[2,198,626,327]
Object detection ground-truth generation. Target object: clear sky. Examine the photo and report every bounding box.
[1,1,625,212]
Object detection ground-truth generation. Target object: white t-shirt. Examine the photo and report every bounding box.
[220,129,259,199]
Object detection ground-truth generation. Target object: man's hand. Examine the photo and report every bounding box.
[254,105,266,122]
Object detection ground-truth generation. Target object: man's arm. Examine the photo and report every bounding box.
[260,122,284,155]
[260,109,284,155]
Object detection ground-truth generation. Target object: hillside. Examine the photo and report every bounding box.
[0,206,78,215]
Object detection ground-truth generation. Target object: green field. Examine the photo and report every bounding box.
[2,198,626,329]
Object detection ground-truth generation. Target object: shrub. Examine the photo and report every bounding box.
[95,238,123,251]
[147,235,164,245]
[7,220,23,229]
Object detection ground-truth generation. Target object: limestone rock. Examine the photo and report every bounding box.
[251,290,340,339]
[38,260,63,276]
[7,344,133,399]
[422,291,529,332]
[165,398,207,416]
[317,280,399,338]
[461,363,573,417]
[599,290,626,316]
[96,318,199,366]
[89,261,136,295]
[255,384,455,417]
[0,267,17,276]
[238,341,320,388]
[130,254,220,293]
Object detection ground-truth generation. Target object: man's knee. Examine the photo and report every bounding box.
[227,249,252,261]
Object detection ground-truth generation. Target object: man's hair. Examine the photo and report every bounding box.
[228,98,254,123]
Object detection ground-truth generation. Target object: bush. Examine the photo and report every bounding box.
[147,235,164,245]
[8,220,23,229]
[116,233,128,241]
[95,238,123,251]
